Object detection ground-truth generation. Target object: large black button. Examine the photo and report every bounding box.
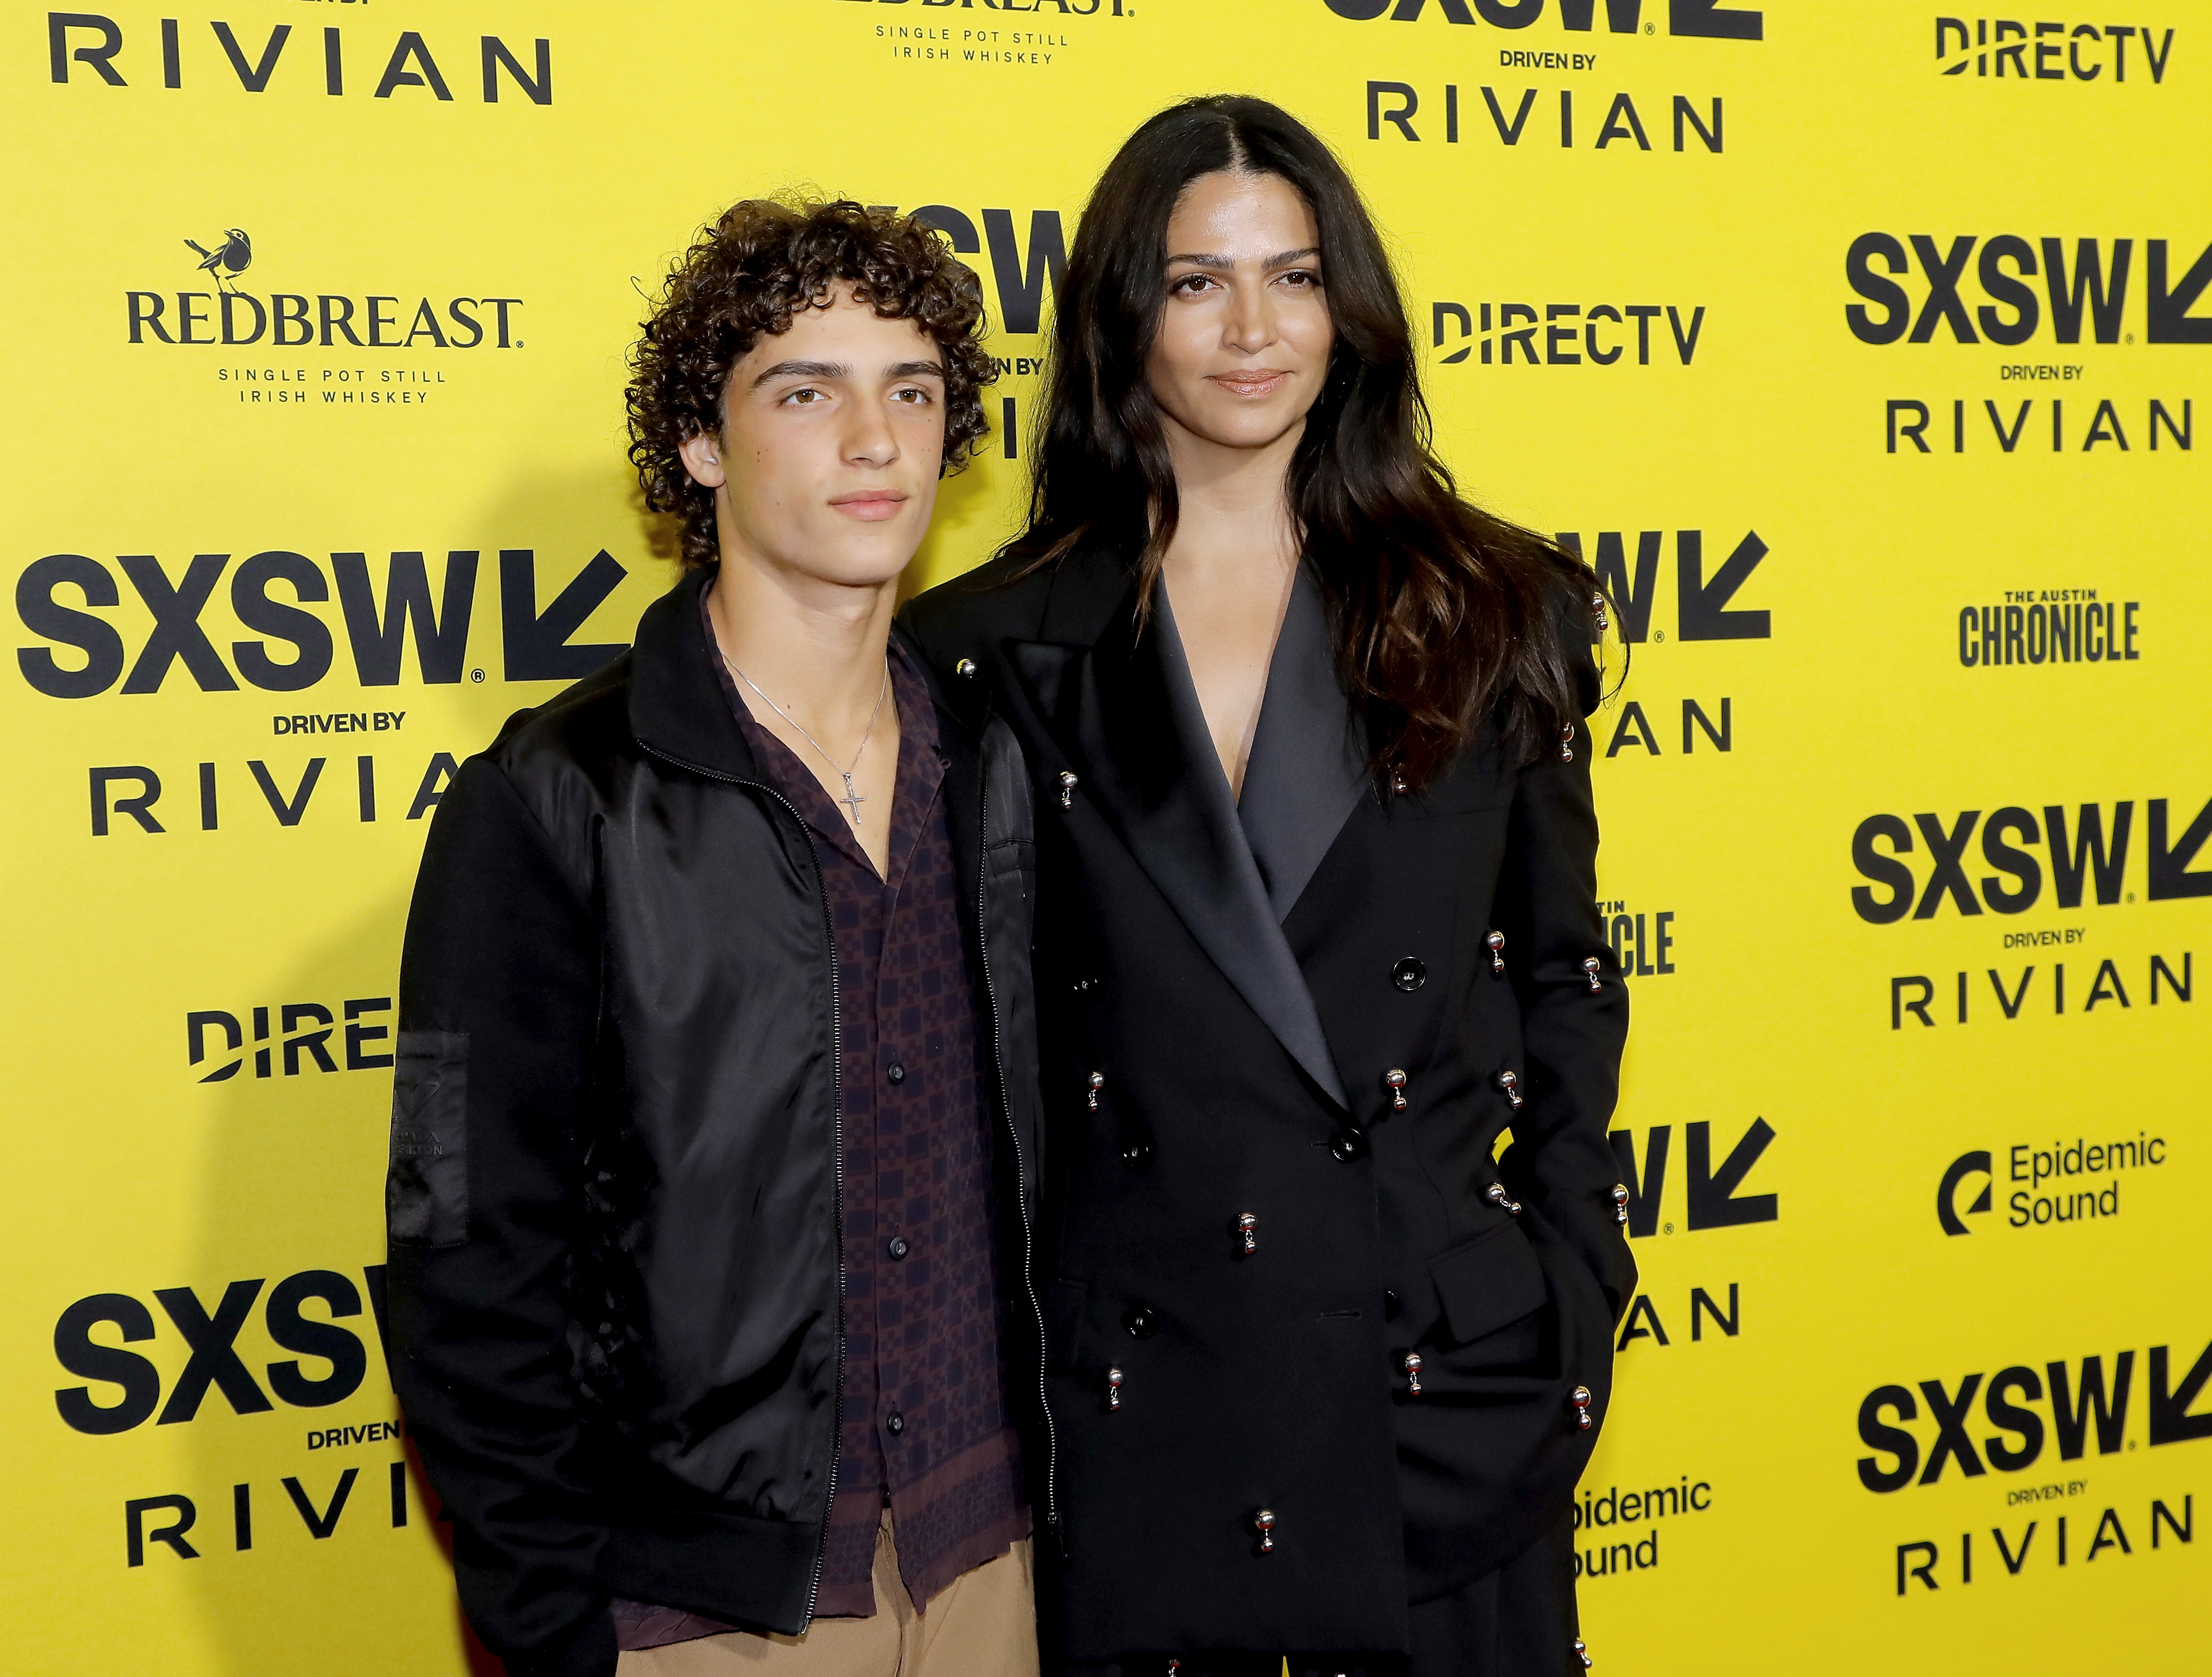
[1329,1127,1369,1162]
[1123,1304,1159,1339]
[885,1412,905,1436]
[1121,1140,1152,1170]
[886,1061,906,1085]
[888,1235,910,1260]
[1392,957,1427,992]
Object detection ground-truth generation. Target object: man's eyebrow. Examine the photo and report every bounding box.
[1164,247,1322,270]
[883,359,947,380]
[749,359,846,388]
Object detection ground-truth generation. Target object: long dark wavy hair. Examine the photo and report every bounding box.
[1008,96,1605,781]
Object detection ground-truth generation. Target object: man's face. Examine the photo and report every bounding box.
[680,284,948,591]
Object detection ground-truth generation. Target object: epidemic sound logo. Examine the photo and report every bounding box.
[1934,19,2175,81]
[15,547,627,697]
[1845,234,2212,345]
[1849,796,2212,921]
[49,14,553,104]
[1324,0,1762,40]
[1937,1132,2166,1234]
[126,231,526,351]
[1855,1336,2212,1493]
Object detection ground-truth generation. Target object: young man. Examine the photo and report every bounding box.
[386,199,1046,1677]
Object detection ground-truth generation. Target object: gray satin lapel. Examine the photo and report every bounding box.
[1153,590,1350,1109]
[1238,567,1369,923]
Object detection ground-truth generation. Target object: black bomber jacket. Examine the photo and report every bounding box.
[384,568,1046,1677]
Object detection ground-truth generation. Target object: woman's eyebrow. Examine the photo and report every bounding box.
[1164,247,1322,269]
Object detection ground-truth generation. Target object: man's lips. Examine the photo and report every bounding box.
[830,490,908,522]
[1209,370,1291,398]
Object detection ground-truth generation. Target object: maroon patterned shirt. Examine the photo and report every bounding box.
[610,607,1026,1649]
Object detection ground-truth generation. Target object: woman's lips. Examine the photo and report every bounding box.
[831,490,908,522]
[1209,370,1290,398]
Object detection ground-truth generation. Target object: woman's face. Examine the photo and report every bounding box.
[1145,169,1334,458]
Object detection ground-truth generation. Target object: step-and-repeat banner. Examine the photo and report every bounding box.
[4,3,2205,1672]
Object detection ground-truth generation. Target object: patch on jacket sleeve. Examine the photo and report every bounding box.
[386,1031,469,1246]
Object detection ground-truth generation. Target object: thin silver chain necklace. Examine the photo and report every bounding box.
[720,649,890,827]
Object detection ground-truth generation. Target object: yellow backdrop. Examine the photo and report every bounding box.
[4,3,2206,1672]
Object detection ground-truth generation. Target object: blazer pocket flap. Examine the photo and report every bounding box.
[1429,1222,1548,1346]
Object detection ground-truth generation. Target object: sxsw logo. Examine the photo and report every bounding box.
[1323,0,1762,40]
[889,205,1064,335]
[1608,1117,1778,1238]
[1933,19,2175,81]
[15,547,629,698]
[1856,1338,2212,1492]
[53,1265,391,1435]
[48,13,552,103]
[1849,797,2212,922]
[1844,234,2212,346]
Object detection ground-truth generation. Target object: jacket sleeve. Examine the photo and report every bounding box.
[1496,643,1638,1324]
[385,751,618,1677]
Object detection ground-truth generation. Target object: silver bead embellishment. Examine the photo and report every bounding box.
[1612,1183,1630,1225]
[1582,955,1603,993]
[1571,1384,1594,1430]
[1384,1068,1408,1113]
[1402,1351,1424,1397]
[1086,1071,1104,1112]
[1390,769,1409,795]
[1236,1211,1258,1256]
[1592,592,1610,634]
[1560,723,1575,764]
[1251,1509,1277,1553]
[1496,1068,1523,1111]
[1058,770,1078,808]
[1574,1638,1593,1670]
[1487,931,1506,976]
[1106,1366,1123,1412]
[1487,1182,1523,1216]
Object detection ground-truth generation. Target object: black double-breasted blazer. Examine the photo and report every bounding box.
[905,545,1633,1662]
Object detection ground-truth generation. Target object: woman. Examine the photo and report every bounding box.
[905,96,1633,1677]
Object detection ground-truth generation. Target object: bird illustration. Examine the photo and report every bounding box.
[185,229,252,293]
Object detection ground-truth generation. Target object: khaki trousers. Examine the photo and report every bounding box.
[616,1517,1038,1677]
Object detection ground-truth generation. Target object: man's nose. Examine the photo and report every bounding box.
[842,396,901,467]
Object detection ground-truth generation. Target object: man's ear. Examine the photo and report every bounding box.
[678,428,728,489]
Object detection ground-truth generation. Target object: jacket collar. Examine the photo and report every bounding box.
[628,565,976,781]
[1003,549,1351,1111]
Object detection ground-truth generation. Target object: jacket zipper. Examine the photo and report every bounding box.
[972,747,1061,1543]
[636,742,845,1629]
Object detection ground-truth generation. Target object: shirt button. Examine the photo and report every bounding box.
[885,1412,905,1436]
[886,1061,906,1085]
[888,1235,910,1260]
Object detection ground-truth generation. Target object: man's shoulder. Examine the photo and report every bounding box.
[479,650,638,803]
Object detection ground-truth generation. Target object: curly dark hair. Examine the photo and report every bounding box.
[626,197,998,569]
